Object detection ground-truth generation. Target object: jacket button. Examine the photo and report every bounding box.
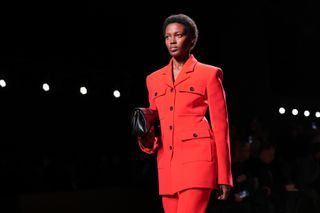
[190,86,195,91]
[169,106,173,111]
[169,125,173,130]
[169,146,172,150]
[154,92,158,96]
[170,88,174,92]
[193,133,198,138]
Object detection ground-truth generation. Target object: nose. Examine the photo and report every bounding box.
[169,36,176,44]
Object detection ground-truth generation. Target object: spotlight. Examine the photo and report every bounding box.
[113,90,120,98]
[292,109,298,116]
[0,79,6,88]
[279,107,285,114]
[42,83,50,92]
[80,86,87,95]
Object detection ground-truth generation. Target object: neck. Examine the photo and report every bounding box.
[172,54,190,70]
[173,54,190,64]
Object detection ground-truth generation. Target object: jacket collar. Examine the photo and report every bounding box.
[161,54,198,87]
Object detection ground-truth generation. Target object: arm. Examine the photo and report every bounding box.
[207,68,233,187]
[137,75,161,154]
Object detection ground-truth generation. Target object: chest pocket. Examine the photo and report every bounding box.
[178,85,206,97]
[152,87,167,119]
[153,87,167,100]
[177,85,206,112]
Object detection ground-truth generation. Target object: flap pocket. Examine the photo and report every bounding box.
[153,87,167,100]
[181,129,211,142]
[178,85,205,96]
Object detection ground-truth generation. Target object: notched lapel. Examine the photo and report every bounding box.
[174,69,191,86]
[160,55,198,88]
[161,64,174,88]
[174,55,197,86]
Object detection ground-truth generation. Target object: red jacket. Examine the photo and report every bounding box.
[139,55,233,195]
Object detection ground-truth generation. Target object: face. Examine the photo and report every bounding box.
[164,23,193,58]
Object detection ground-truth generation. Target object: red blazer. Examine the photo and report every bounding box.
[139,55,233,195]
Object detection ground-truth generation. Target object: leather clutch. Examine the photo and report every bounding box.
[131,107,160,138]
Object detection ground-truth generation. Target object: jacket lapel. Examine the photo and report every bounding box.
[160,62,174,88]
[174,55,197,86]
[160,55,198,88]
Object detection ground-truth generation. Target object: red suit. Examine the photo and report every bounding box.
[139,55,233,195]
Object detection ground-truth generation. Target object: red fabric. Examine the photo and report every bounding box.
[162,188,211,213]
[139,55,233,195]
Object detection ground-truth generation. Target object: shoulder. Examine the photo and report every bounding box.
[146,65,167,83]
[196,62,223,79]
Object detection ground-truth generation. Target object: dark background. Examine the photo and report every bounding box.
[0,1,319,212]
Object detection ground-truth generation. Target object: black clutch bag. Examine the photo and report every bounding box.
[131,107,160,138]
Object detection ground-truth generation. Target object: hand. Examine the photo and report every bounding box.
[217,184,231,200]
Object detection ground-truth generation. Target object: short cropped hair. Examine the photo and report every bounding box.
[163,14,199,50]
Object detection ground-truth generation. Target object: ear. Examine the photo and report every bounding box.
[190,39,196,49]
[191,38,197,46]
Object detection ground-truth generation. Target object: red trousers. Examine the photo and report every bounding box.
[162,188,212,213]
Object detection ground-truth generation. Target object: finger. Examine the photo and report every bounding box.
[218,195,226,200]
[219,193,226,200]
[219,191,229,200]
[217,191,224,200]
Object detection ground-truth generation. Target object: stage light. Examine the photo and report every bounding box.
[113,90,120,98]
[0,79,6,88]
[42,83,50,91]
[292,109,298,116]
[80,86,87,95]
[316,112,320,118]
[304,110,310,117]
[279,107,285,114]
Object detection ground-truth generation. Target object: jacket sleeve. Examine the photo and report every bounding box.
[136,75,160,154]
[147,75,157,110]
[207,68,233,187]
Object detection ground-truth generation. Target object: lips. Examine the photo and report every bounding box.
[170,47,178,52]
